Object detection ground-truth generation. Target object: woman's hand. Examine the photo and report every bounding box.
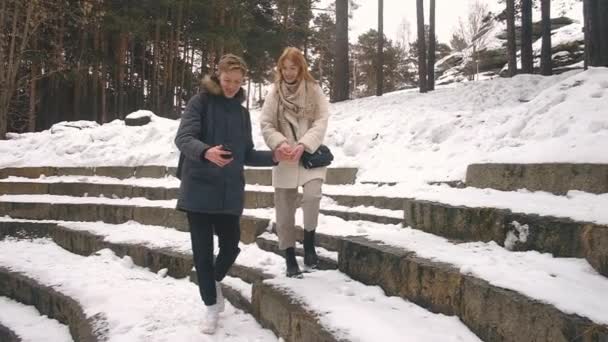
[204,145,233,167]
[288,144,305,162]
[275,142,292,161]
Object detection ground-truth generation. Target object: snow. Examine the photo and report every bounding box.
[125,110,155,120]
[0,238,277,342]
[0,296,73,342]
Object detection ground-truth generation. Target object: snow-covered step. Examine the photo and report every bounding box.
[0,219,481,342]
[0,219,270,289]
[0,238,278,341]
[466,163,608,195]
[255,233,338,270]
[337,233,608,342]
[0,264,101,341]
[0,296,73,342]
[0,166,359,185]
[0,180,178,202]
[324,193,403,210]
[0,180,405,225]
[0,195,269,244]
[403,196,608,277]
[251,270,481,342]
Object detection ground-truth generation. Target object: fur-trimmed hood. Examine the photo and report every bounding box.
[201,75,246,103]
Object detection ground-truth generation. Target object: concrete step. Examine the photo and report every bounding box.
[255,233,338,271]
[0,323,19,342]
[404,198,608,277]
[0,199,269,244]
[0,181,403,226]
[338,235,608,342]
[0,266,104,341]
[0,166,359,185]
[319,208,402,225]
[466,163,608,195]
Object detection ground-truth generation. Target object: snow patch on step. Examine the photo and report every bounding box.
[0,296,73,342]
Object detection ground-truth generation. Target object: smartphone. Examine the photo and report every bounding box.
[220,145,232,160]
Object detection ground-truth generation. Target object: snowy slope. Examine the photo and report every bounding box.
[1,68,607,185]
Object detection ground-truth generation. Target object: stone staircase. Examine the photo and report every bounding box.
[1,164,607,341]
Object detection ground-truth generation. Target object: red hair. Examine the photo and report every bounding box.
[275,47,316,84]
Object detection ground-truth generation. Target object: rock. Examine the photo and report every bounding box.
[125,116,151,126]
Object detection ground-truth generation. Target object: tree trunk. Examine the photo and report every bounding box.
[258,82,262,103]
[427,0,436,91]
[585,0,608,67]
[521,0,534,73]
[376,0,384,96]
[333,0,349,102]
[506,0,517,76]
[540,0,552,75]
[92,25,100,122]
[153,17,161,114]
[246,79,251,110]
[100,32,107,124]
[599,1,608,67]
[417,0,427,93]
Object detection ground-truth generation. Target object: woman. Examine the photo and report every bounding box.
[260,47,330,278]
[175,54,277,334]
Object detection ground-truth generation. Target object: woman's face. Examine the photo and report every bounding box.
[281,59,300,84]
[219,70,244,98]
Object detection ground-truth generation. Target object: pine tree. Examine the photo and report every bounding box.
[506,0,517,76]
[427,0,436,91]
[376,0,384,96]
[520,0,534,73]
[416,0,427,93]
[333,0,349,102]
[540,0,552,75]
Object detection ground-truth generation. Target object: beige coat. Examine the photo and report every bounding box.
[260,81,330,188]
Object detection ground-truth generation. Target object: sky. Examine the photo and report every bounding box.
[345,0,504,44]
[329,0,580,44]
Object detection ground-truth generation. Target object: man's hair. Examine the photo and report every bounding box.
[218,54,248,75]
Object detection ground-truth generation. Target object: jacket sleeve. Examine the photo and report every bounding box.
[260,85,288,150]
[298,84,329,153]
[174,93,211,161]
[244,108,276,167]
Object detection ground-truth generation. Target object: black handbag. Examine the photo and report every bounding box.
[301,144,333,169]
[288,122,333,169]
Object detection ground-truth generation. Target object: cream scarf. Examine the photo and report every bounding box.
[277,80,319,141]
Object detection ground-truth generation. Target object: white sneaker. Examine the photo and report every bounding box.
[215,281,225,312]
[201,304,220,335]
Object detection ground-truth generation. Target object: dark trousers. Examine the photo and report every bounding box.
[187,212,241,306]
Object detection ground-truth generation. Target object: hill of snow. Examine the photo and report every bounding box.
[1,67,607,185]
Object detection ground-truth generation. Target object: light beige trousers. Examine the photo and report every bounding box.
[274,179,323,250]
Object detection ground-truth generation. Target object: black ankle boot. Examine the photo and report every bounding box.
[285,247,302,278]
[303,230,319,268]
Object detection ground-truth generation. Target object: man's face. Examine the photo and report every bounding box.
[219,70,244,98]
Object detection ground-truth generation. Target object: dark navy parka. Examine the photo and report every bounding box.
[175,76,275,215]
